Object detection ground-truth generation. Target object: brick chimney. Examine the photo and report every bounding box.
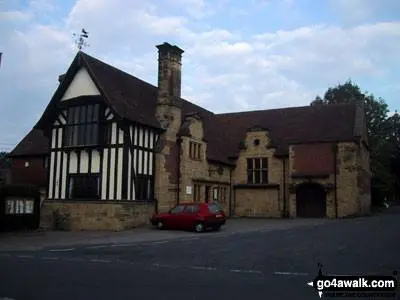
[156,42,184,105]
[155,42,184,132]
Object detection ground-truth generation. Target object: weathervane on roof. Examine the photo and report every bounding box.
[73,28,90,51]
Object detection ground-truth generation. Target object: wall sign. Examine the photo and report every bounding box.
[213,187,218,200]
[5,199,34,215]
[186,186,192,195]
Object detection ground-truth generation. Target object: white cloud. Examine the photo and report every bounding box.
[29,0,57,13]
[136,12,188,36]
[330,0,400,22]
[190,41,253,58]
[0,10,33,22]
[1,0,400,147]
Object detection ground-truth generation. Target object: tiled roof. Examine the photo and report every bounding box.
[81,53,161,129]
[27,51,361,163]
[9,129,49,157]
[214,103,358,159]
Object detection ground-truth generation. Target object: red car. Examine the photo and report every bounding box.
[150,203,226,233]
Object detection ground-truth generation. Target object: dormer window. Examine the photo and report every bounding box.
[64,104,100,147]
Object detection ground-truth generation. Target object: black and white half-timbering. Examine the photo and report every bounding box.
[45,63,159,201]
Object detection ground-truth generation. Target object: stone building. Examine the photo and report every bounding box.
[11,42,371,230]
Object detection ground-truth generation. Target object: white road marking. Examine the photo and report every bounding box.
[230,269,263,274]
[190,266,217,271]
[274,271,309,276]
[41,257,59,260]
[151,241,169,245]
[48,248,75,252]
[86,245,110,249]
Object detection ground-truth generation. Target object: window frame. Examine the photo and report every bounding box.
[189,141,202,160]
[63,103,103,147]
[68,173,101,200]
[193,183,201,202]
[247,157,268,184]
[135,174,154,201]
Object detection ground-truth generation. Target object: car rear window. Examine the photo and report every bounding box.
[208,203,222,213]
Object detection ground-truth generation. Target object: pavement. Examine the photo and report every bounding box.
[0,217,330,251]
[0,209,399,300]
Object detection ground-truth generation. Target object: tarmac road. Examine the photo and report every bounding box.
[0,209,399,300]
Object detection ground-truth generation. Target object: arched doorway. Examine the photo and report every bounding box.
[296,183,326,218]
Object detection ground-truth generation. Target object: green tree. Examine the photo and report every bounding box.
[314,80,397,206]
[0,152,9,161]
[381,112,400,202]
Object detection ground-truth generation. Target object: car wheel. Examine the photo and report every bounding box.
[194,222,204,233]
[156,220,165,230]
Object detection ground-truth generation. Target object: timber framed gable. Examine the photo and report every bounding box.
[38,51,160,202]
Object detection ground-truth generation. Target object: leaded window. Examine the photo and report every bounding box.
[247,158,268,184]
[64,104,100,146]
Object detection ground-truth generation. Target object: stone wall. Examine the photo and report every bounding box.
[232,129,281,186]
[40,200,155,231]
[336,141,371,217]
[176,116,232,214]
[287,141,371,218]
[232,128,285,217]
[288,174,336,218]
[234,187,280,217]
[336,142,360,217]
[288,144,336,218]
[154,141,179,213]
[357,141,371,214]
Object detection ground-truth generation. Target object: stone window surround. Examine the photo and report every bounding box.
[247,157,268,184]
[189,141,202,160]
[193,183,201,202]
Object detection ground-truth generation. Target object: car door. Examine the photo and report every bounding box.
[181,204,200,229]
[167,205,185,229]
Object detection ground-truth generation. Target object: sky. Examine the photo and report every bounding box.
[0,0,399,151]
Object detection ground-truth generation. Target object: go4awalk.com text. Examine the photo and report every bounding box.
[307,270,398,298]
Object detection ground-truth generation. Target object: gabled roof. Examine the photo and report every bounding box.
[213,103,359,159]
[28,51,362,164]
[35,51,162,130]
[9,129,48,157]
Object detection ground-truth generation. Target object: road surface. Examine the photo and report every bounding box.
[0,210,399,299]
